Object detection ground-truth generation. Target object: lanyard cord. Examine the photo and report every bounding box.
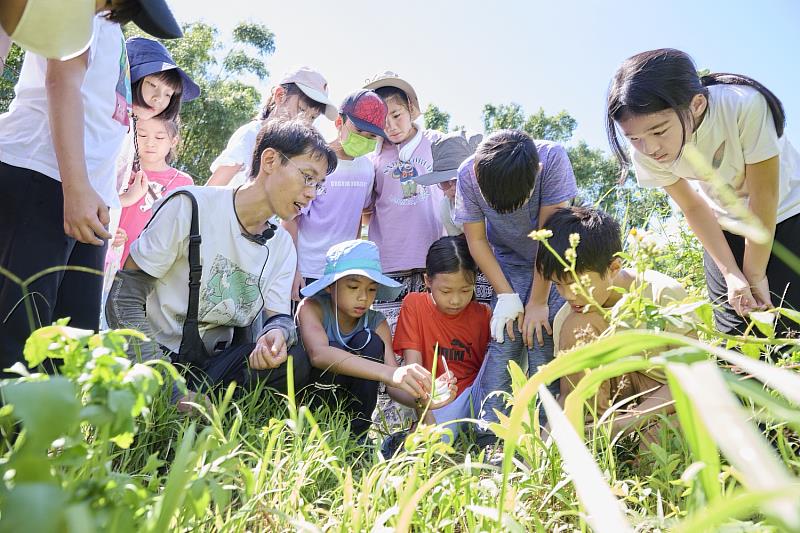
[131,114,141,172]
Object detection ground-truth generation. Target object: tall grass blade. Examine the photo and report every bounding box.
[539,385,633,533]
[668,361,800,530]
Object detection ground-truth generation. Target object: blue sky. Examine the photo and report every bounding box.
[168,0,799,151]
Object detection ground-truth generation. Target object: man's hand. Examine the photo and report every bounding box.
[389,363,432,399]
[490,293,524,343]
[63,183,111,245]
[523,301,552,348]
[249,329,288,370]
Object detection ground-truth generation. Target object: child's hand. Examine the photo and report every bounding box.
[523,301,552,349]
[430,372,458,409]
[490,293,524,343]
[112,228,128,248]
[249,330,288,369]
[63,183,112,245]
[389,363,432,400]
[748,274,773,309]
[121,170,149,205]
[291,271,306,302]
[725,271,760,316]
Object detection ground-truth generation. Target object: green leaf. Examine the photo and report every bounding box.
[4,377,79,446]
[778,307,800,326]
[749,311,776,338]
[0,483,68,533]
[111,432,134,449]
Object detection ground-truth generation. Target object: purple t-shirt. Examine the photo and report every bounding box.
[454,141,577,267]
[297,156,374,278]
[368,128,444,273]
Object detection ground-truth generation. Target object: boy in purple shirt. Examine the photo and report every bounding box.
[282,90,388,300]
[454,130,578,448]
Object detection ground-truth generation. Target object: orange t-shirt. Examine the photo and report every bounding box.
[393,292,490,396]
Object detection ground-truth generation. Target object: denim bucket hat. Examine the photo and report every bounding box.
[301,240,402,301]
[126,37,201,101]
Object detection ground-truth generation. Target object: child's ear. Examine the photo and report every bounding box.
[607,257,623,277]
[272,85,286,104]
[335,115,343,129]
[690,93,708,121]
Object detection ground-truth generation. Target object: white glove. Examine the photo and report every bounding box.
[491,293,524,343]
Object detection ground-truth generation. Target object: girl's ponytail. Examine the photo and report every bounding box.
[701,73,785,137]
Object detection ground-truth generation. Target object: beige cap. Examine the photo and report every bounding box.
[279,66,338,121]
[363,71,421,120]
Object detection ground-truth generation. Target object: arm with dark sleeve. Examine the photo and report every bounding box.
[105,194,192,360]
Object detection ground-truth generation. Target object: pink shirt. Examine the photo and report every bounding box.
[368,128,444,272]
[119,167,193,264]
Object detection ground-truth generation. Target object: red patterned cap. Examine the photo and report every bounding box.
[340,90,388,140]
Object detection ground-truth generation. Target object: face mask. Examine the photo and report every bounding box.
[341,129,378,158]
[7,0,95,60]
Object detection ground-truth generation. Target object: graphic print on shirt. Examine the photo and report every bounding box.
[384,156,433,204]
[700,140,748,215]
[112,37,132,127]
[438,338,474,363]
[198,254,263,325]
[139,181,170,212]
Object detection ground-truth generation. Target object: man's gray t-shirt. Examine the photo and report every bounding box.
[454,141,578,268]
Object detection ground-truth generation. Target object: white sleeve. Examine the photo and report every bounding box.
[210,121,260,172]
[632,148,680,189]
[738,90,781,165]
[264,235,296,316]
[129,193,191,279]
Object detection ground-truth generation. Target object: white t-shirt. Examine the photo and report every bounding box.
[0,15,130,208]
[296,156,374,279]
[210,119,262,188]
[633,84,800,233]
[440,196,463,236]
[130,185,295,353]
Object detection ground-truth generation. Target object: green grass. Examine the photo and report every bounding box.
[2,205,800,531]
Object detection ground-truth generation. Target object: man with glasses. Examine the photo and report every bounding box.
[105,120,337,406]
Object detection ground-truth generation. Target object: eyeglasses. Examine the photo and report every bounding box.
[437,179,457,191]
[278,152,326,196]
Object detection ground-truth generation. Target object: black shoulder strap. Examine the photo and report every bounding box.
[149,190,207,365]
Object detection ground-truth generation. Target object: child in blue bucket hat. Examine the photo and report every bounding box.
[126,36,200,121]
[295,240,434,437]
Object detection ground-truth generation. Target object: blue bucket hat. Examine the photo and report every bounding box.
[126,37,201,102]
[301,240,402,301]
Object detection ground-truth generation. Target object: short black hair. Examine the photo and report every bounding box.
[104,0,141,25]
[132,69,183,121]
[375,86,416,115]
[474,130,539,214]
[250,119,337,179]
[536,206,622,282]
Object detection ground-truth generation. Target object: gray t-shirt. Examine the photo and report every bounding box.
[454,141,578,267]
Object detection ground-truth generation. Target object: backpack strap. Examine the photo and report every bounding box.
[148,189,207,365]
